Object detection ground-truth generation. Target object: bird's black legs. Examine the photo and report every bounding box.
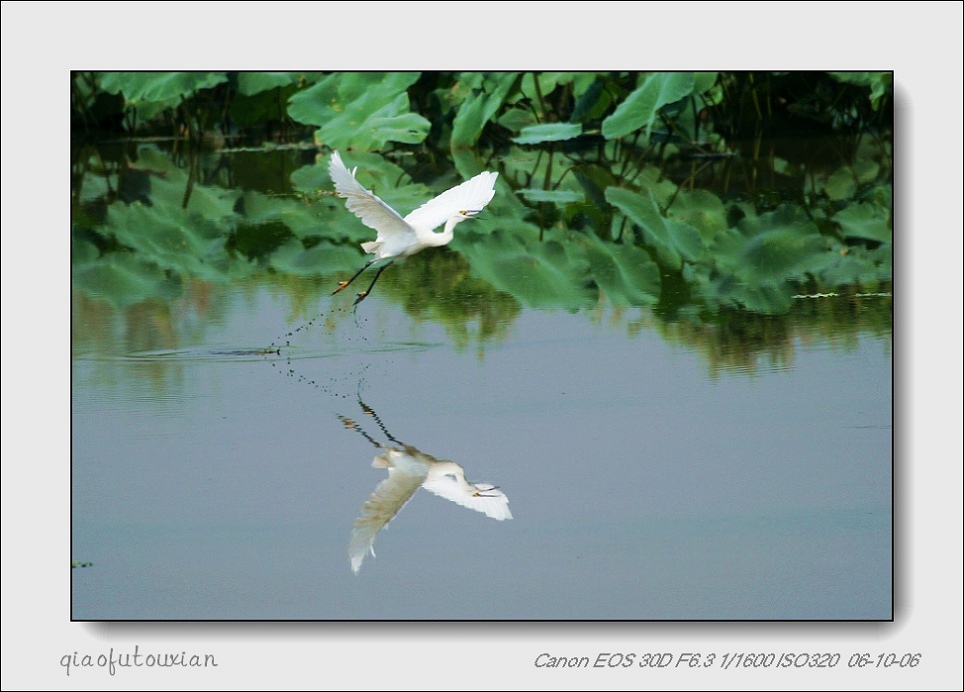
[333,260,394,305]
[332,260,375,295]
[353,261,392,305]
[337,398,403,448]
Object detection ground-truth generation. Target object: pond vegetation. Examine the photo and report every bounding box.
[72,71,892,368]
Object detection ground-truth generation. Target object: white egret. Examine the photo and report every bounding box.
[339,402,510,574]
[349,446,512,574]
[328,150,499,304]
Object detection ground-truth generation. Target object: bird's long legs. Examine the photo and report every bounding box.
[332,260,394,305]
[337,398,403,448]
[353,261,392,305]
[332,260,375,295]
[358,398,402,445]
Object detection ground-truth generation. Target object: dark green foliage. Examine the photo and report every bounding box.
[72,71,892,316]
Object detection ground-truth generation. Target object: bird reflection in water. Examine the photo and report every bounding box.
[340,400,511,574]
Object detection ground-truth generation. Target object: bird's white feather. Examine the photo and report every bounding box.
[348,450,427,574]
[349,447,512,572]
[328,151,414,240]
[329,151,498,264]
[422,469,512,521]
[403,170,499,233]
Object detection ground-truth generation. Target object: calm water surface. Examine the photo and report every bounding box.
[71,277,892,620]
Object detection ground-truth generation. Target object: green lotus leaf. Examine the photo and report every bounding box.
[289,159,332,191]
[268,238,364,276]
[238,190,297,225]
[72,252,178,307]
[692,72,719,96]
[458,227,595,310]
[852,157,882,185]
[628,164,679,209]
[72,239,100,265]
[667,188,729,240]
[516,73,584,105]
[828,72,892,110]
[605,186,704,269]
[717,206,829,284]
[288,73,430,151]
[130,146,241,222]
[725,282,795,314]
[276,204,333,241]
[236,72,323,96]
[129,145,182,175]
[518,189,585,204]
[686,205,834,313]
[823,166,858,201]
[571,164,617,213]
[686,262,796,315]
[450,149,501,183]
[76,171,113,203]
[156,178,240,224]
[803,243,892,286]
[104,202,230,279]
[513,123,583,145]
[571,78,612,123]
[833,202,892,244]
[738,227,830,284]
[496,107,537,133]
[364,103,433,145]
[581,234,661,306]
[230,74,321,126]
[98,72,228,108]
[602,72,696,140]
[450,73,518,149]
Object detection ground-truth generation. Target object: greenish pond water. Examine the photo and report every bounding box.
[71,275,891,620]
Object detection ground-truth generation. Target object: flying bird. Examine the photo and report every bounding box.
[328,150,498,304]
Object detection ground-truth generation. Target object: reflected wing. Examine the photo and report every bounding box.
[421,477,512,521]
[349,452,428,574]
[329,151,414,241]
[403,171,499,233]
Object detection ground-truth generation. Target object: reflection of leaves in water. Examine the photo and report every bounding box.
[659,290,892,379]
[384,252,521,357]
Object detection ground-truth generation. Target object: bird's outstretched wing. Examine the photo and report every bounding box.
[349,450,428,574]
[329,151,414,240]
[404,171,499,233]
[422,474,512,521]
